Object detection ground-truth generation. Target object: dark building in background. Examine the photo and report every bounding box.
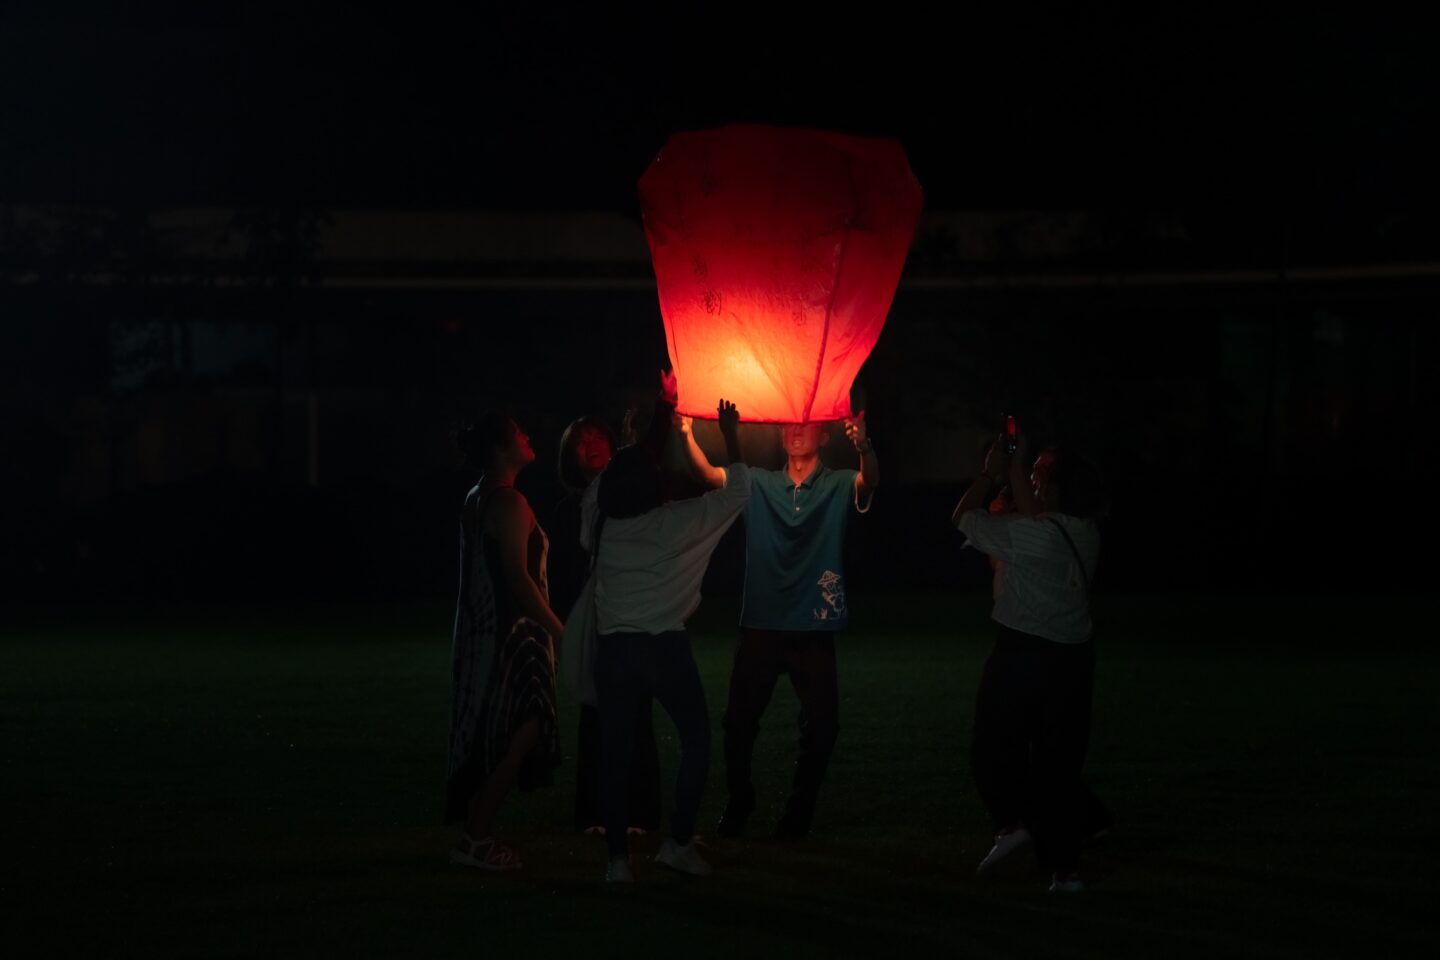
[3,204,1436,607]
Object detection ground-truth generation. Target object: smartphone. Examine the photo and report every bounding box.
[1004,415,1018,455]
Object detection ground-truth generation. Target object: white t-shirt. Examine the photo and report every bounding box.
[582,463,752,635]
[956,510,1100,643]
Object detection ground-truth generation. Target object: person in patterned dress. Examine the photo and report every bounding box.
[446,413,564,871]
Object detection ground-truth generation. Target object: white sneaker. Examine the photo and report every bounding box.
[655,837,713,877]
[605,857,634,883]
[1049,871,1085,894]
[976,827,1034,878]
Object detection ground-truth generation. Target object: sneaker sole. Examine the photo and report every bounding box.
[975,837,1034,878]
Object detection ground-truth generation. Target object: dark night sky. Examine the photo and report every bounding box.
[2,5,1434,219]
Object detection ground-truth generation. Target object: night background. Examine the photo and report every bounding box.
[3,5,1437,957]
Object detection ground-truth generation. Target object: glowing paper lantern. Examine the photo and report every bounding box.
[639,125,922,423]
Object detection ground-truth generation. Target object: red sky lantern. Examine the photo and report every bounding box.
[639,125,922,423]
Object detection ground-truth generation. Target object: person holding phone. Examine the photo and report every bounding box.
[951,421,1107,893]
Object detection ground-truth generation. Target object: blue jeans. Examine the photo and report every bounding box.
[596,631,711,859]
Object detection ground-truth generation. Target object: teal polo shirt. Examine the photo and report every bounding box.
[740,463,867,632]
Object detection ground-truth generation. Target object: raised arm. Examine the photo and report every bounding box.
[951,435,1009,527]
[844,410,878,501]
[677,414,727,488]
[1006,431,1041,517]
[719,399,742,465]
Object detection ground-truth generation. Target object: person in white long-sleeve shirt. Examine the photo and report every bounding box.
[952,430,1109,894]
[581,390,749,882]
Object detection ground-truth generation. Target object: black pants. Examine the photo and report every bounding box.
[574,702,661,832]
[721,628,839,832]
[596,631,710,859]
[971,625,1101,871]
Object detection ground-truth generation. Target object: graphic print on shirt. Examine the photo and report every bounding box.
[814,569,846,621]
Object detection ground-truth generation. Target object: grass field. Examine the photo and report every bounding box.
[4,592,1437,958]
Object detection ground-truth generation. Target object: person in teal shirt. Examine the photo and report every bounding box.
[714,403,878,839]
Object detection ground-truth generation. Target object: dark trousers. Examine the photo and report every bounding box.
[574,702,661,832]
[596,631,711,859]
[721,628,839,831]
[971,625,1100,871]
